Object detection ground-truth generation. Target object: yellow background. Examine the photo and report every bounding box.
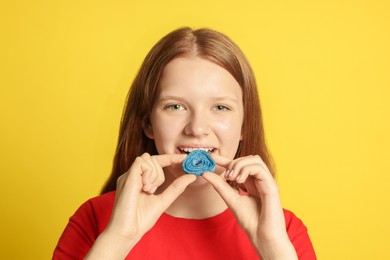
[1,0,389,259]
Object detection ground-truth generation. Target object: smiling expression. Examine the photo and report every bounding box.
[144,56,244,167]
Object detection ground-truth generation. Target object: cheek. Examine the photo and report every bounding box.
[214,112,243,132]
[212,114,243,158]
[213,117,242,140]
[151,117,183,148]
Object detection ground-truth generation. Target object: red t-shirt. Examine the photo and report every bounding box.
[53,191,316,259]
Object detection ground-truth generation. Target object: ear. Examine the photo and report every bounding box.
[142,119,154,139]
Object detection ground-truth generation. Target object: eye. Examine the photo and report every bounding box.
[213,105,230,111]
[165,104,185,110]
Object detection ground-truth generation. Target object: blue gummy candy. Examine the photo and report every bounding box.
[182,150,215,176]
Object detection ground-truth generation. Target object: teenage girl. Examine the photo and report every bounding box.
[54,27,316,260]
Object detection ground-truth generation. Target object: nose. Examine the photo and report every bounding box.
[184,112,210,137]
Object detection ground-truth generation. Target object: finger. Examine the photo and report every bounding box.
[210,153,232,168]
[138,154,157,192]
[159,174,197,209]
[125,156,151,192]
[140,153,155,183]
[151,156,166,186]
[236,164,261,183]
[224,157,249,181]
[138,159,153,187]
[155,153,188,168]
[228,156,272,182]
[141,153,156,179]
[229,155,263,171]
[211,155,257,180]
[141,168,154,191]
[139,153,166,193]
[143,156,166,194]
[202,172,240,209]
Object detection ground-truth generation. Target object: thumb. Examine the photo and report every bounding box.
[159,174,197,209]
[202,172,240,209]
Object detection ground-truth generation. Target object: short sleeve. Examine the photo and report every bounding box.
[52,200,99,260]
[284,209,317,260]
[52,192,115,260]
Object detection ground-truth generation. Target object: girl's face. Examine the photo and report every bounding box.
[145,56,244,169]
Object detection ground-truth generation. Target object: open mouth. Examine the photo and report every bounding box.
[178,147,216,154]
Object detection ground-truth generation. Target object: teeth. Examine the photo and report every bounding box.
[179,147,214,153]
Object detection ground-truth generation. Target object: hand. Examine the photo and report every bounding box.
[86,153,196,259]
[202,154,297,259]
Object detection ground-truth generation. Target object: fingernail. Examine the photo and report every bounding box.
[229,169,234,177]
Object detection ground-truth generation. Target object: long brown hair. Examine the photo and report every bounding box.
[101,27,274,194]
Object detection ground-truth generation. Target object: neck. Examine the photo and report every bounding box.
[157,174,228,219]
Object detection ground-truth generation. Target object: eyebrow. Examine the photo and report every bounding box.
[157,95,239,103]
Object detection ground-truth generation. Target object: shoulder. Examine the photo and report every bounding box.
[282,209,317,259]
[71,191,116,232]
[283,208,310,238]
[53,191,117,258]
[87,190,116,210]
[283,209,307,231]
[75,191,116,215]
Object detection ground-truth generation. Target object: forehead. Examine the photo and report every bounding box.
[157,57,242,99]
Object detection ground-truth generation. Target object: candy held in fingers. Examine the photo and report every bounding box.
[182,150,216,176]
